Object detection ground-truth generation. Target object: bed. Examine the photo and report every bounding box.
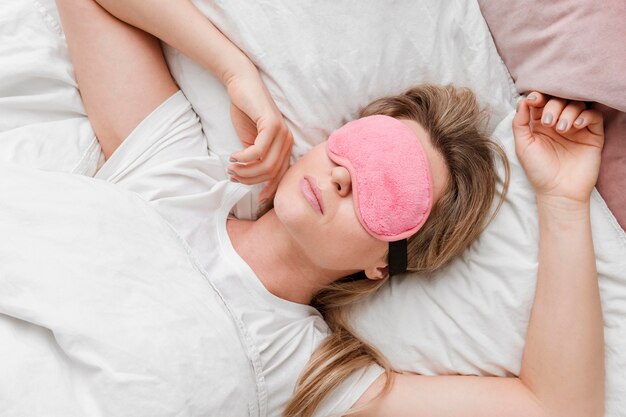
[1,1,624,416]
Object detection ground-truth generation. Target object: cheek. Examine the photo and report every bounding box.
[311,204,381,270]
[273,158,384,271]
[274,176,321,245]
[274,182,306,230]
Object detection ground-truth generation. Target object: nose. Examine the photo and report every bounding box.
[331,166,352,197]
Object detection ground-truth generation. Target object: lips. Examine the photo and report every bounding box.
[300,175,324,215]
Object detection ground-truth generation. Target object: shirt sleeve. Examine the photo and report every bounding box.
[312,364,385,417]
[93,89,265,222]
[94,90,227,200]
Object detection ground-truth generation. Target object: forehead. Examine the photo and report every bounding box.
[396,119,430,151]
[396,119,448,203]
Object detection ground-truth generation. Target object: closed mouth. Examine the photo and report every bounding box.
[301,175,324,215]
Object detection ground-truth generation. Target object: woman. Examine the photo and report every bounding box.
[56,1,605,417]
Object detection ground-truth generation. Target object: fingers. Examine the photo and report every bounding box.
[512,91,549,140]
[572,109,604,137]
[229,138,282,182]
[524,91,548,122]
[512,97,532,142]
[513,91,605,163]
[554,101,586,133]
[522,91,603,137]
[538,95,603,138]
[539,97,567,127]
[230,123,277,163]
[259,154,290,202]
[228,125,293,185]
[525,91,548,108]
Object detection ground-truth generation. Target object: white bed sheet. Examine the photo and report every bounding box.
[0,0,624,416]
[0,163,259,417]
[0,0,101,175]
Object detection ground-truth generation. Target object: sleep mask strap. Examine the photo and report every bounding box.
[388,239,408,277]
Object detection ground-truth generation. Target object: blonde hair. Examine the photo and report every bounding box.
[283,84,510,416]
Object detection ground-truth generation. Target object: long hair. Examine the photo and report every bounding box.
[283,84,510,416]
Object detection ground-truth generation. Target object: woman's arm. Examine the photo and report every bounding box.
[93,0,293,201]
[56,0,178,159]
[93,0,250,87]
[355,94,605,417]
[514,93,605,416]
[524,193,602,415]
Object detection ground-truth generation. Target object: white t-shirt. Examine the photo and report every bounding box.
[95,91,383,417]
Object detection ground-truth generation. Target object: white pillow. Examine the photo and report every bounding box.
[164,0,517,157]
[0,0,101,176]
[166,2,626,415]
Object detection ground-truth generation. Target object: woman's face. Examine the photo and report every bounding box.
[273,118,449,279]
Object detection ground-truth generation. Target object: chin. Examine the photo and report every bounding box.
[274,183,314,242]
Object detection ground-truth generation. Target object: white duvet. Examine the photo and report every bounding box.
[0,1,624,416]
[0,164,258,417]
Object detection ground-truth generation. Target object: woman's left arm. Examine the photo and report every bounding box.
[95,0,293,201]
[353,94,605,417]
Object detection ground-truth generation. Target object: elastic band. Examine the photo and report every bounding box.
[388,239,408,277]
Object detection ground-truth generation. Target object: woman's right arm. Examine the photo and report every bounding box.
[95,0,293,201]
[93,0,249,88]
[355,94,605,417]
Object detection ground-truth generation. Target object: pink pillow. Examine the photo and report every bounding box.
[595,106,626,229]
[478,0,626,111]
[479,0,626,231]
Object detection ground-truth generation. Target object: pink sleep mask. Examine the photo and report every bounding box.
[327,115,433,242]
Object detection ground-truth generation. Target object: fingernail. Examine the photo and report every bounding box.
[227,170,235,176]
[575,117,584,126]
[230,177,239,183]
[557,120,567,131]
[542,113,553,125]
[527,94,537,101]
[229,157,238,163]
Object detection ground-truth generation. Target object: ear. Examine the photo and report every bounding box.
[363,264,388,280]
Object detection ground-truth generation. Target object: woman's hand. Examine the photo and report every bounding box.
[224,69,293,202]
[512,92,604,205]
[90,0,293,202]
